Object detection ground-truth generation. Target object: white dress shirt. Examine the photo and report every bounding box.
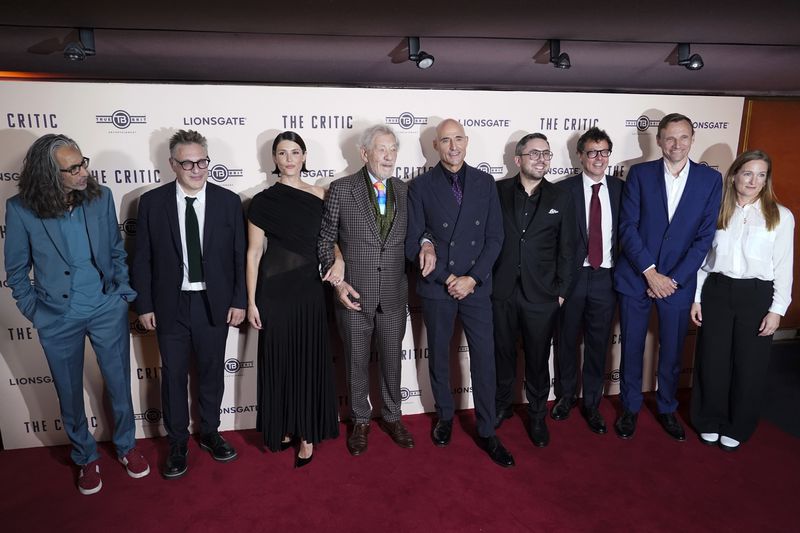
[663,159,690,222]
[581,173,614,268]
[176,182,207,291]
[695,200,795,315]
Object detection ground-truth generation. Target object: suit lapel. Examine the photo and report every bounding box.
[671,161,700,225]
[202,183,214,250]
[353,168,382,242]
[525,179,553,234]
[41,218,69,263]
[572,178,588,246]
[653,160,670,220]
[608,176,622,243]
[82,197,101,261]
[499,178,519,236]
[165,181,182,258]
[386,177,403,241]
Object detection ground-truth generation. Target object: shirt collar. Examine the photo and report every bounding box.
[662,159,691,180]
[582,173,607,189]
[176,181,207,204]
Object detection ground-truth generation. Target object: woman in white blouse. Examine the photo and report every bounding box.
[690,150,794,451]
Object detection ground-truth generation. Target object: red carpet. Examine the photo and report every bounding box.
[2,392,798,532]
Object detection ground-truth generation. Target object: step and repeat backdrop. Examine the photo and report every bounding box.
[0,81,743,450]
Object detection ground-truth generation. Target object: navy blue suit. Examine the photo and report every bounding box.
[406,163,503,437]
[132,181,246,445]
[615,159,721,414]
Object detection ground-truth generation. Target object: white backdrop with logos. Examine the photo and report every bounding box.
[0,81,743,450]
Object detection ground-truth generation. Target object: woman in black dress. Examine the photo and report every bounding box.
[246,131,340,467]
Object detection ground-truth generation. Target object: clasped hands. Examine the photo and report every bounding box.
[644,270,678,299]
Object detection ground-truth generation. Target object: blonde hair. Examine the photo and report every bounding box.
[718,150,780,231]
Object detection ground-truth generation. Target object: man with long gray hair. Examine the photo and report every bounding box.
[5,134,149,495]
[319,125,427,455]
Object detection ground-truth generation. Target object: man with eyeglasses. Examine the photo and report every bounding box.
[5,134,149,494]
[491,132,574,448]
[132,129,246,478]
[552,127,622,435]
[614,113,722,441]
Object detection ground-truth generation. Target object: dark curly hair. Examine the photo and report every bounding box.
[18,134,101,218]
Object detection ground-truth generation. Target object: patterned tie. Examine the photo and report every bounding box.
[588,183,602,270]
[374,180,386,215]
[450,172,462,206]
[185,197,203,282]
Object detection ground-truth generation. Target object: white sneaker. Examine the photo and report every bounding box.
[700,432,719,444]
[719,435,740,451]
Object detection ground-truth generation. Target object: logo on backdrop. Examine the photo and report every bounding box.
[693,120,729,130]
[401,347,429,361]
[130,319,153,336]
[25,417,96,433]
[0,225,6,239]
[394,165,434,180]
[95,109,147,130]
[8,375,53,386]
[401,387,422,402]
[385,112,427,130]
[281,114,353,129]
[119,218,137,236]
[538,117,599,131]
[224,358,254,375]
[698,161,720,170]
[625,114,659,132]
[136,366,161,380]
[453,386,472,395]
[220,404,257,414]
[91,169,160,185]
[182,115,247,127]
[459,117,510,128]
[606,369,621,383]
[548,167,581,176]
[6,112,58,129]
[1,171,20,182]
[134,408,163,424]
[7,326,35,341]
[209,163,244,183]
[476,162,504,176]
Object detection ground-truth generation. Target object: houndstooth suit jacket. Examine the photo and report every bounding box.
[318,166,408,314]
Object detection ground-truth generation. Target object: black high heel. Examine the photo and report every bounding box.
[279,435,294,452]
[294,451,313,469]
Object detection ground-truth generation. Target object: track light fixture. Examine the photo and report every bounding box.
[549,40,571,69]
[408,37,435,69]
[64,28,96,61]
[677,43,703,70]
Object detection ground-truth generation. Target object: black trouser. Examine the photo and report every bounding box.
[691,273,774,442]
[493,285,559,420]
[555,267,616,408]
[157,291,229,445]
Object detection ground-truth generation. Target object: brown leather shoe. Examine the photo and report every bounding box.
[347,423,370,456]
[379,419,415,449]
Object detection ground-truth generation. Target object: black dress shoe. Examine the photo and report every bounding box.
[528,418,550,447]
[582,406,607,434]
[163,444,188,479]
[431,419,453,447]
[494,407,514,429]
[295,450,313,468]
[199,432,238,462]
[477,435,515,468]
[657,413,686,442]
[614,410,638,439]
[551,397,577,421]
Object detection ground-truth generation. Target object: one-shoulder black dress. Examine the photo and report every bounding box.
[248,183,339,451]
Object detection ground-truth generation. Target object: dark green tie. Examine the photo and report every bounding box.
[185,197,203,282]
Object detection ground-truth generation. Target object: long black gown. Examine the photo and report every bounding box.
[248,182,339,451]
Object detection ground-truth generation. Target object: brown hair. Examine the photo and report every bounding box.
[718,150,780,231]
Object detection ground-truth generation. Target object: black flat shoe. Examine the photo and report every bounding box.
[295,451,313,468]
[279,437,294,452]
[163,444,188,479]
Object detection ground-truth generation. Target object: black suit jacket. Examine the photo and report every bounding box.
[492,176,575,303]
[131,181,246,329]
[556,173,623,296]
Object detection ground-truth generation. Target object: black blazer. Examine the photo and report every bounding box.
[492,176,575,303]
[131,181,246,329]
[556,173,623,296]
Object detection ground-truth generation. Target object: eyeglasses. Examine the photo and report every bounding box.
[59,157,90,175]
[173,158,211,171]
[520,150,553,161]
[584,149,611,159]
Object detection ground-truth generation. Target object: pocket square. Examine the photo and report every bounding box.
[548,208,559,214]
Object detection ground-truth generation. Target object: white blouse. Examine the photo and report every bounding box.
[695,200,795,316]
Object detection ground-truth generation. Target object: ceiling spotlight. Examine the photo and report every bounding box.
[408,37,435,69]
[549,40,571,69]
[64,28,96,61]
[677,43,703,71]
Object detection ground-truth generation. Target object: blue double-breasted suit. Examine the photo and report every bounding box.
[406,163,503,437]
[615,159,721,414]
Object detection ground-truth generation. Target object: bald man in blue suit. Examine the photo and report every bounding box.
[614,113,722,441]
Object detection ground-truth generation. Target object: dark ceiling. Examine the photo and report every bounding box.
[1,0,800,95]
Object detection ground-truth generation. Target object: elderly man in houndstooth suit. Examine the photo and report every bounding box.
[319,125,434,456]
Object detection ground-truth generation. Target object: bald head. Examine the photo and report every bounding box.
[434,118,469,172]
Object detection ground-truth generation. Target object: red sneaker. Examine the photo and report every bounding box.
[78,460,102,495]
[119,448,150,478]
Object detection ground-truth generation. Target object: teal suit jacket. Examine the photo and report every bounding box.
[4,186,136,329]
